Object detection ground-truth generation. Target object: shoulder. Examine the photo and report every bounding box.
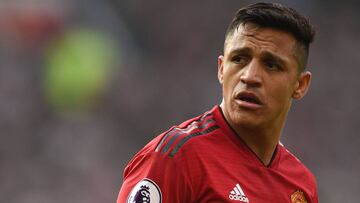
[127,109,220,166]
[119,107,224,203]
[278,143,318,201]
[278,143,317,185]
[123,109,221,184]
[154,110,220,158]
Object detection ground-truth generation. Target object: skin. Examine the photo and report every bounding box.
[218,23,311,166]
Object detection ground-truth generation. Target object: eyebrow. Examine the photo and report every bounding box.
[228,47,287,66]
[261,51,286,67]
[228,47,252,56]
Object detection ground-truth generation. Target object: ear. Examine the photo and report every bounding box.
[218,55,224,84]
[292,71,312,100]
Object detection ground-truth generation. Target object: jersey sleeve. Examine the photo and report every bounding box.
[116,147,194,203]
[310,177,319,203]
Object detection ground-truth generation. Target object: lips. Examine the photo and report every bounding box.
[235,91,263,109]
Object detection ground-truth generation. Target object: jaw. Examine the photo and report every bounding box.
[221,98,264,131]
[222,97,291,134]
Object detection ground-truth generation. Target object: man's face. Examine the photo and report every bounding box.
[218,24,311,130]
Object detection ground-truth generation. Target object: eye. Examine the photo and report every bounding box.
[264,60,282,71]
[231,55,249,65]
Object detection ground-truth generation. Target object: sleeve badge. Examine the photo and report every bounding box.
[127,178,162,203]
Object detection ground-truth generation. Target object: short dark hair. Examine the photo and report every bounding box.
[225,2,315,70]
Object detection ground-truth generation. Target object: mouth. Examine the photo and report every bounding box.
[235,91,263,109]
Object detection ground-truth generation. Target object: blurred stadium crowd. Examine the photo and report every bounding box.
[0,0,359,202]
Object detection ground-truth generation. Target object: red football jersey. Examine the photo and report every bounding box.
[117,106,318,203]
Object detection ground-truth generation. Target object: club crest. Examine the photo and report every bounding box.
[291,190,308,203]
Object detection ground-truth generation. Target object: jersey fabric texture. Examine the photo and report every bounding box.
[117,105,318,203]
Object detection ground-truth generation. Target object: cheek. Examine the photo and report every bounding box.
[267,73,297,96]
[222,67,240,96]
[267,82,294,107]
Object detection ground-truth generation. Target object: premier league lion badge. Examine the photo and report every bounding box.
[291,190,308,203]
[127,178,162,203]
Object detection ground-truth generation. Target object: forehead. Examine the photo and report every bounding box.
[225,24,298,58]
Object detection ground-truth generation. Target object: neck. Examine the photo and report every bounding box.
[236,126,281,166]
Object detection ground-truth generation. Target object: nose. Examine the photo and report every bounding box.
[240,60,262,87]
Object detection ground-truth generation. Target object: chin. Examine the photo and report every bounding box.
[229,109,263,129]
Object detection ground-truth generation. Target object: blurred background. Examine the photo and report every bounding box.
[0,0,359,202]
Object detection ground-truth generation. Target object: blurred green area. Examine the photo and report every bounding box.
[44,29,118,113]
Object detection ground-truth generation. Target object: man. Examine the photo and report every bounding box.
[117,2,318,203]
